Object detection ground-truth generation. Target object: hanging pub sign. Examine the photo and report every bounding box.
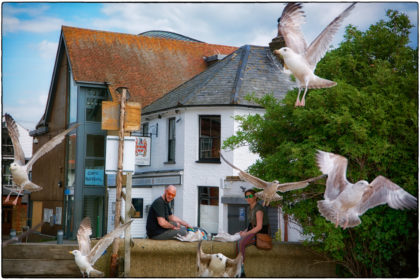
[135,137,151,166]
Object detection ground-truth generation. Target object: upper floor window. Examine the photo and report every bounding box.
[167,118,175,163]
[68,70,78,123]
[199,115,220,162]
[142,123,149,136]
[85,87,107,122]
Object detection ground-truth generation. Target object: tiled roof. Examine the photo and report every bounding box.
[142,45,297,114]
[62,26,238,107]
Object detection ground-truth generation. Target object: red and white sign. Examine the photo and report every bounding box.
[135,137,151,166]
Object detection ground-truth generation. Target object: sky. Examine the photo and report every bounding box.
[2,1,418,131]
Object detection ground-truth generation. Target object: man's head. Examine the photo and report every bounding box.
[164,185,177,202]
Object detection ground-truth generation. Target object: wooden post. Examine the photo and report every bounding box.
[124,172,132,277]
[110,88,127,277]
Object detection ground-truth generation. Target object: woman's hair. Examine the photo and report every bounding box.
[244,189,256,196]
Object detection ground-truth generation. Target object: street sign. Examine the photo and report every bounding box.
[105,136,136,174]
[102,101,141,131]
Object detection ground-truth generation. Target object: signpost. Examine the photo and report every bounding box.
[102,87,141,277]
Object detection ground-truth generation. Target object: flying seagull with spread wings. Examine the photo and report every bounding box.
[273,3,356,107]
[197,241,242,277]
[70,217,133,277]
[316,150,417,229]
[4,113,79,205]
[221,154,326,206]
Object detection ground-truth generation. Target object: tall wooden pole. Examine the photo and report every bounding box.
[110,88,127,277]
[124,172,132,277]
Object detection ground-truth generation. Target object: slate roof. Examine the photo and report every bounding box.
[62,26,238,106]
[142,45,297,115]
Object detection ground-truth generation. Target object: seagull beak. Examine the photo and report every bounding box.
[68,251,73,254]
[273,49,281,57]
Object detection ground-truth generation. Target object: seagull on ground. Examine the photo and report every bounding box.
[70,217,133,277]
[221,154,326,206]
[4,113,79,205]
[274,3,356,107]
[316,150,417,229]
[197,241,242,277]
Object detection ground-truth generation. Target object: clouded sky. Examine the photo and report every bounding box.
[2,1,418,130]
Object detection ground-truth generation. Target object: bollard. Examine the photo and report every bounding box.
[57,229,64,244]
[10,229,16,240]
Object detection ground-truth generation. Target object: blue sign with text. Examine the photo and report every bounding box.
[85,169,104,186]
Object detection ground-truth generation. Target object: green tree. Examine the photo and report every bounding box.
[223,10,418,277]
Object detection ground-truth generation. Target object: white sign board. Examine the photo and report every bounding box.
[135,137,151,165]
[105,136,136,174]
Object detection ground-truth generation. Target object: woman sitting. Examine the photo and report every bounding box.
[235,189,270,276]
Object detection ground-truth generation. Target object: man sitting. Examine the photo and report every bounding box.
[146,185,191,239]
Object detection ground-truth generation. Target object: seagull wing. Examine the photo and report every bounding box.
[197,241,212,277]
[25,124,79,170]
[225,251,243,277]
[88,220,133,265]
[278,2,307,55]
[305,3,356,70]
[316,150,349,200]
[5,114,26,165]
[220,154,268,189]
[77,217,92,256]
[357,176,417,215]
[277,174,326,192]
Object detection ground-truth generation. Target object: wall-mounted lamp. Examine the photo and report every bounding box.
[158,115,162,119]
[58,181,63,188]
[176,118,182,123]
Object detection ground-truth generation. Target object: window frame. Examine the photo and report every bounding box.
[167,117,176,163]
[197,115,221,163]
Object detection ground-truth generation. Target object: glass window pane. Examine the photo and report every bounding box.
[132,198,144,218]
[69,71,77,123]
[85,88,106,122]
[86,135,104,157]
[66,133,77,187]
[199,116,220,160]
[198,186,219,234]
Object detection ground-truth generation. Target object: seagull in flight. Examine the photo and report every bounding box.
[221,154,326,206]
[197,241,242,277]
[70,217,133,277]
[4,113,79,205]
[316,150,417,229]
[274,3,356,107]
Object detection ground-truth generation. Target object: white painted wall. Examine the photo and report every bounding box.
[110,105,307,241]
[107,187,153,237]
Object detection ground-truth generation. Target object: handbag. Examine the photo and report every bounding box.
[256,233,272,250]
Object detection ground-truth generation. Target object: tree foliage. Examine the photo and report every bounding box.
[223,10,418,277]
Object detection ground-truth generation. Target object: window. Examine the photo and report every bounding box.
[68,71,78,123]
[85,87,107,122]
[198,186,219,234]
[132,198,144,218]
[168,118,175,162]
[199,116,221,162]
[85,134,105,186]
[142,123,149,136]
[65,132,77,188]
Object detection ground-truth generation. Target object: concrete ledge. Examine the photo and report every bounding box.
[111,239,336,277]
[2,240,336,277]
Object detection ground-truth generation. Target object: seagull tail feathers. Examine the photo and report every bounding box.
[317,200,337,223]
[308,76,337,89]
[22,181,43,192]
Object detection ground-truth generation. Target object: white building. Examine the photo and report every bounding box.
[107,45,307,241]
